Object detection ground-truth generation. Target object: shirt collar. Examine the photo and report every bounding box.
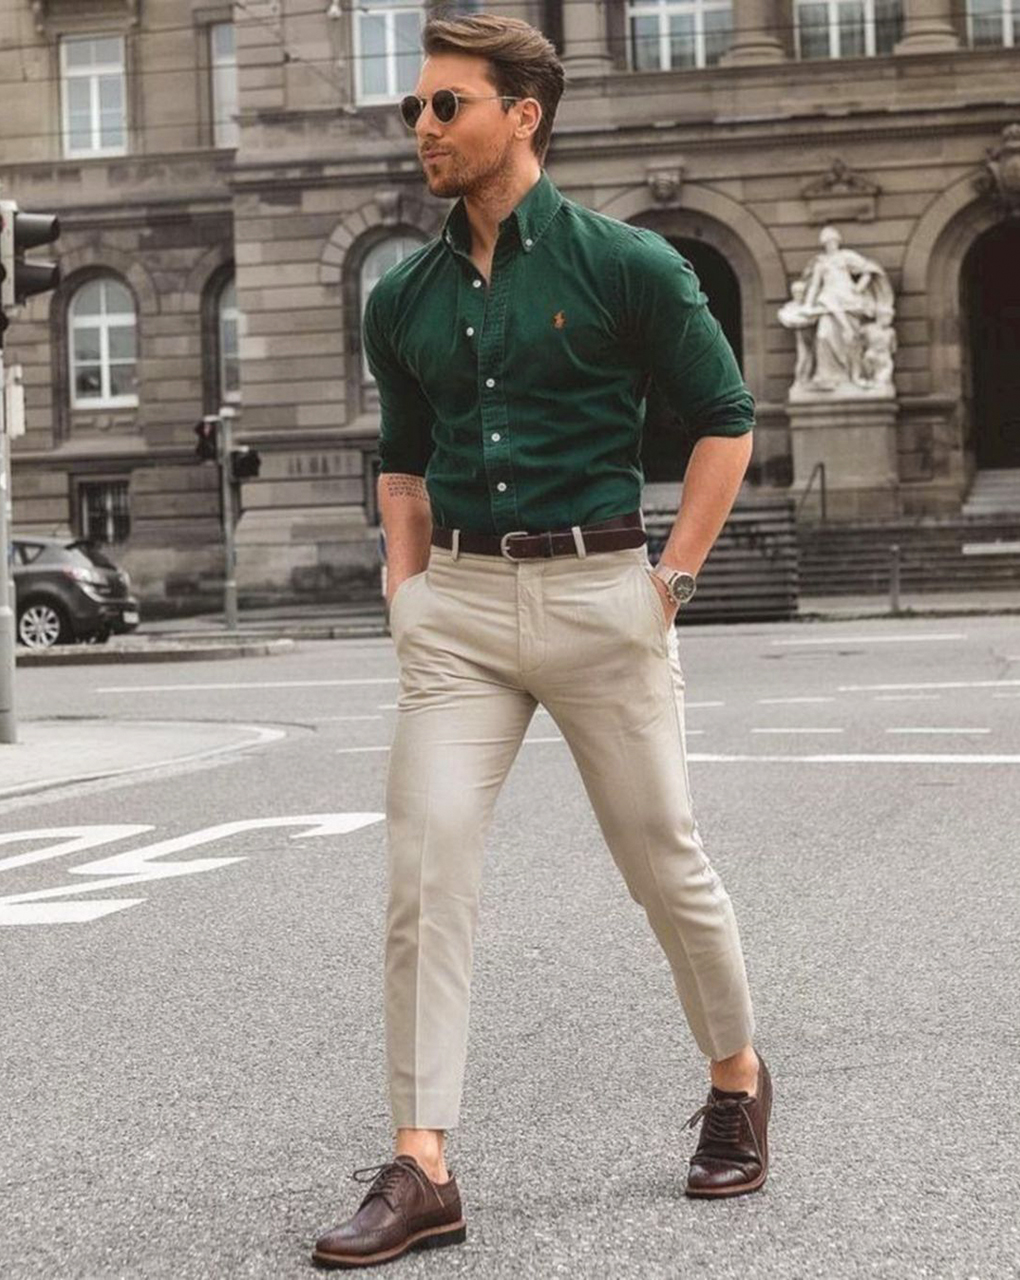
[442,170,564,257]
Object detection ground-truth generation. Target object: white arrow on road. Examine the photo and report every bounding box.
[0,814,384,926]
[0,826,154,873]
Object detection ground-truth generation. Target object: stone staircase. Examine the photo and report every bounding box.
[797,515,1020,596]
[645,493,800,622]
[961,468,1020,517]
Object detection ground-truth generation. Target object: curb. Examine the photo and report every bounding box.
[0,721,287,802]
[142,624,389,642]
[15,638,297,667]
[797,604,1020,622]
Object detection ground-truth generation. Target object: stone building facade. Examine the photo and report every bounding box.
[1,0,1018,608]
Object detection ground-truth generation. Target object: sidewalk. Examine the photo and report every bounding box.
[138,587,1020,639]
[797,587,1020,620]
[0,719,284,801]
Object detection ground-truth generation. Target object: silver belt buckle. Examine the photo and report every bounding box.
[499,530,531,561]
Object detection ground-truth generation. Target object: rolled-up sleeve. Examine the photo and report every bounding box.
[617,230,755,440]
[363,282,435,476]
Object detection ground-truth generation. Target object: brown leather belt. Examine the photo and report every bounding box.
[431,511,647,561]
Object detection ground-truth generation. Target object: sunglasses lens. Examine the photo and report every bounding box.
[433,90,458,124]
[399,96,421,129]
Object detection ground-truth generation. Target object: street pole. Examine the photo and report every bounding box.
[0,343,16,743]
[217,407,238,631]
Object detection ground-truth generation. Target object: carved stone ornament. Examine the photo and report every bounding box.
[375,189,401,227]
[975,123,1020,216]
[646,167,684,206]
[802,159,880,225]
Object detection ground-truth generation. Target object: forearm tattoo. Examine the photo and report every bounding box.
[382,474,429,502]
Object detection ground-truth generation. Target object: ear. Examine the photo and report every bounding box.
[513,97,542,144]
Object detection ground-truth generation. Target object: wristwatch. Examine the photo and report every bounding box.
[652,564,697,607]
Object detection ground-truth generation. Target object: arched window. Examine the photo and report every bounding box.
[218,276,241,403]
[359,235,425,379]
[69,276,138,409]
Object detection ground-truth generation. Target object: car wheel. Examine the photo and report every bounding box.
[17,600,72,649]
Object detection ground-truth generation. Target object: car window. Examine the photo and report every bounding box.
[67,540,117,570]
[13,542,46,566]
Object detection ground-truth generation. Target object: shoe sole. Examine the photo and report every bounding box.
[311,1220,467,1269]
[685,1065,772,1200]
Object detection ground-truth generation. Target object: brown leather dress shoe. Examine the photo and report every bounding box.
[312,1155,466,1269]
[683,1053,772,1198]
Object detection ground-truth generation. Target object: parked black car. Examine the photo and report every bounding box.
[11,535,140,649]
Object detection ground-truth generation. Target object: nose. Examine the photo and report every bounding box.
[415,103,441,140]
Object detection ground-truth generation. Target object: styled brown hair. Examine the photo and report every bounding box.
[422,14,565,162]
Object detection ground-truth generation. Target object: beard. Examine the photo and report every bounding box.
[421,135,516,201]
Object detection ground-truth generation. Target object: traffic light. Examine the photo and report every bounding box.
[0,201,60,335]
[194,417,219,461]
[230,446,261,482]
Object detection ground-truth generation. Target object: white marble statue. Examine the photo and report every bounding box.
[778,226,896,399]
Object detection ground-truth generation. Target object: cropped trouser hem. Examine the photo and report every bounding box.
[390,1088,464,1133]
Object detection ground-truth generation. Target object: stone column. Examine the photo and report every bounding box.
[561,0,612,76]
[719,0,784,65]
[894,0,959,54]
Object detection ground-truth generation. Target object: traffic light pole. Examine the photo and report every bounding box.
[0,343,16,743]
[217,409,238,631]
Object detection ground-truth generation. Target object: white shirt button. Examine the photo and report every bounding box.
[524,238,533,248]
[485,378,495,388]
[472,279,482,289]
[491,432,501,442]
[466,327,474,337]
[496,482,507,492]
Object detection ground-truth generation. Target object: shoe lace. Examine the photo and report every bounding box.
[683,1095,762,1164]
[350,1159,433,1213]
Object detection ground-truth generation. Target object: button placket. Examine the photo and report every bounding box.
[478,242,519,531]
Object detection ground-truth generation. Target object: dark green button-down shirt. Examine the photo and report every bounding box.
[364,171,754,536]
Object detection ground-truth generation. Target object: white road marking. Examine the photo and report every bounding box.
[97,678,400,694]
[0,814,384,927]
[0,826,153,874]
[334,742,1019,765]
[751,727,844,734]
[874,694,942,701]
[885,728,991,735]
[315,715,383,722]
[0,901,148,926]
[689,753,1020,764]
[337,746,391,754]
[839,680,1020,692]
[377,702,722,713]
[771,634,966,646]
[757,697,836,704]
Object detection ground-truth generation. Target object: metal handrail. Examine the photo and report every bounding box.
[796,461,827,523]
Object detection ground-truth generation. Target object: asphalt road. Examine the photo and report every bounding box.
[3,614,1019,1279]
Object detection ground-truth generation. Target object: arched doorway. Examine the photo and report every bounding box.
[641,238,744,482]
[962,220,1020,469]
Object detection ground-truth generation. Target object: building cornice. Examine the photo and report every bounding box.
[224,98,1020,192]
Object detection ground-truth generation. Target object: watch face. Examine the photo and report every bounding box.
[672,572,696,603]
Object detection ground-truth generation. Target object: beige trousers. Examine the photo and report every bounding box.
[384,540,755,1130]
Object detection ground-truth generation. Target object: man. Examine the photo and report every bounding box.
[313,13,771,1270]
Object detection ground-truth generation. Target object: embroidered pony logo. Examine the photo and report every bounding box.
[553,311,567,329]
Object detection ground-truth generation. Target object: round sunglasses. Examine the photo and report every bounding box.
[399,89,520,130]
